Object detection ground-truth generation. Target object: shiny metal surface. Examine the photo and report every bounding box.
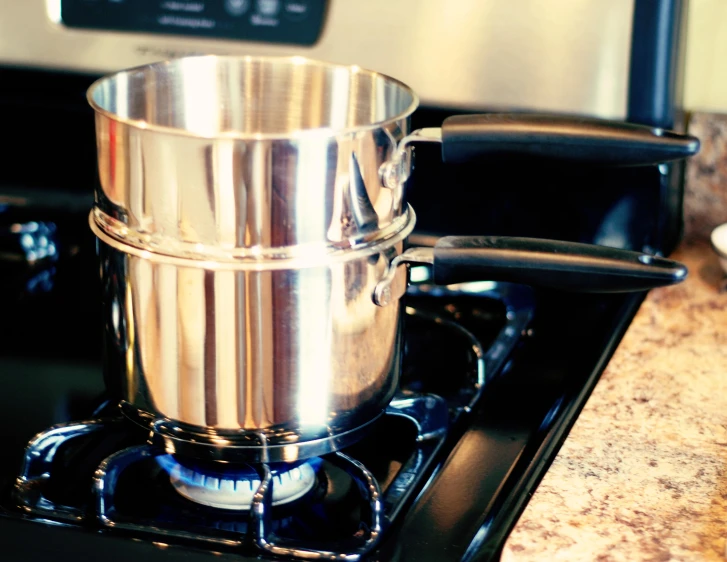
[14,419,125,522]
[251,452,382,561]
[89,56,418,453]
[89,56,417,258]
[0,0,634,117]
[142,406,385,463]
[98,235,408,447]
[380,128,442,190]
[373,247,435,306]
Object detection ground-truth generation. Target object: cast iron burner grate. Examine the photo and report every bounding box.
[12,281,534,561]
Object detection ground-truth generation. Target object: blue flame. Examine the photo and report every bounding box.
[156,454,183,476]
[156,454,323,491]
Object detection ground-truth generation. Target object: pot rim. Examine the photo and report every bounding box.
[86,54,420,141]
[90,206,417,270]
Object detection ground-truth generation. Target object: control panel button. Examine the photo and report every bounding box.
[61,0,328,46]
[225,0,250,16]
[283,0,308,21]
[256,0,280,16]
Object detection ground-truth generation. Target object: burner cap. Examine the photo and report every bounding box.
[161,457,317,511]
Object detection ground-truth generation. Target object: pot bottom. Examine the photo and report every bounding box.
[119,401,384,463]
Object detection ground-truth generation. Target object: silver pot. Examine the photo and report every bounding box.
[87,55,697,462]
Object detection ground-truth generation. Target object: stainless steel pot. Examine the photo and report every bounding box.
[87,55,697,462]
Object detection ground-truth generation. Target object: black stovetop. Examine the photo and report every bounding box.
[0,258,644,560]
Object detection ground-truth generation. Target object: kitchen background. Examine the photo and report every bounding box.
[681,0,727,242]
[503,1,727,559]
[1,1,727,561]
[684,0,727,113]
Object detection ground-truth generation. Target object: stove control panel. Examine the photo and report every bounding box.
[60,0,327,46]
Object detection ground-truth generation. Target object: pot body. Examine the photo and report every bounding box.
[89,56,419,447]
[97,228,409,444]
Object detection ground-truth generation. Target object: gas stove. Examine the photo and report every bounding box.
[0,250,645,560]
[0,1,687,555]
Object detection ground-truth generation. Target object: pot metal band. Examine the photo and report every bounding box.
[90,206,416,271]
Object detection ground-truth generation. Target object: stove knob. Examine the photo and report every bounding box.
[225,0,250,16]
[0,210,59,297]
[256,0,280,16]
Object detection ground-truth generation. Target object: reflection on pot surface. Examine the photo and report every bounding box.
[98,234,407,444]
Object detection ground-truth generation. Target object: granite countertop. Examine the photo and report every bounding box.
[502,112,727,561]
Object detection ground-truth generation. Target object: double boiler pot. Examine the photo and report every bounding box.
[88,55,697,462]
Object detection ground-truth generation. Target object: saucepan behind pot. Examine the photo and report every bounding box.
[87,55,698,463]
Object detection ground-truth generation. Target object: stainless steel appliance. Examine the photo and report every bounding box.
[0,1,691,561]
[0,0,648,119]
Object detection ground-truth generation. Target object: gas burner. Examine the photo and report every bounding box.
[160,456,318,510]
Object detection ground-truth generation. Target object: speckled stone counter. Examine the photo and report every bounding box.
[501,112,727,561]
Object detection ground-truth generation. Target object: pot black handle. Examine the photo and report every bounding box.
[432,236,687,293]
[440,114,700,166]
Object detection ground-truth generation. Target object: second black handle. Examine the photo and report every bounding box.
[440,114,700,167]
[432,236,687,293]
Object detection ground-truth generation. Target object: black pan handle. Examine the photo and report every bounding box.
[432,236,687,293]
[440,114,700,166]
